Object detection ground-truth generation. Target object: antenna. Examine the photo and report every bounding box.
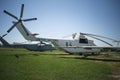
[4,4,37,33]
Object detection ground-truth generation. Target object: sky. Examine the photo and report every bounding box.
[0,0,120,46]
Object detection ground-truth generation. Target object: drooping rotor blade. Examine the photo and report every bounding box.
[87,35,113,46]
[20,4,24,19]
[22,18,37,22]
[7,22,18,33]
[81,32,117,41]
[4,10,18,20]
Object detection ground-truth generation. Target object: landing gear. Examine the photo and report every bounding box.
[79,53,88,58]
[69,53,73,55]
[91,52,95,55]
[83,54,88,58]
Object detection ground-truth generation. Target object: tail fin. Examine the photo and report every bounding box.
[15,22,38,41]
[0,36,10,47]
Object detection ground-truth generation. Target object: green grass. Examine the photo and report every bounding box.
[0,48,120,80]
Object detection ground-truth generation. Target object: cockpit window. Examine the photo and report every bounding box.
[79,38,88,43]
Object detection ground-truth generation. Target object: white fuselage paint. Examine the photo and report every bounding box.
[53,39,101,54]
[15,22,101,54]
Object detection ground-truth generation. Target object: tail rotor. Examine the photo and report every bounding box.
[4,4,37,33]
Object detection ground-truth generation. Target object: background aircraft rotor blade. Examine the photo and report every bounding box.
[20,4,24,19]
[7,22,18,33]
[4,10,18,20]
[22,18,37,22]
[2,34,7,38]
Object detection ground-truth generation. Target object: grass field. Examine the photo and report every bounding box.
[0,48,120,80]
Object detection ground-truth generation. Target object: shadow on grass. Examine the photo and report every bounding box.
[60,56,120,62]
[4,53,69,57]
[3,51,120,62]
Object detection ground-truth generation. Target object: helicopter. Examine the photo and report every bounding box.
[3,4,120,56]
[0,36,55,51]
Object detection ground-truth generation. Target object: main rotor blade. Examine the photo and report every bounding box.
[4,10,18,20]
[20,4,24,19]
[22,18,37,22]
[87,35,113,46]
[7,22,18,33]
[81,32,117,41]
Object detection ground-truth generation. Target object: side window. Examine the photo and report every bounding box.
[79,38,88,43]
[65,42,72,46]
[66,42,68,46]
